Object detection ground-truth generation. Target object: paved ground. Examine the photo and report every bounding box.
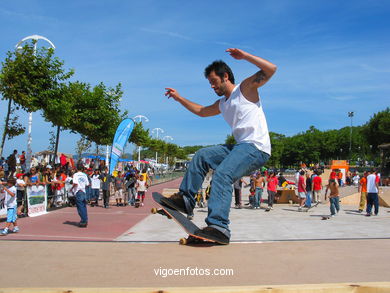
[1,177,390,290]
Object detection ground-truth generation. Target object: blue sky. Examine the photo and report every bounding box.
[1,0,389,157]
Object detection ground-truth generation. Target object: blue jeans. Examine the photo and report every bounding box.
[179,143,270,236]
[91,189,99,202]
[86,186,92,201]
[330,196,340,215]
[75,191,88,223]
[254,187,263,207]
[366,193,379,215]
[128,187,137,205]
[305,191,312,207]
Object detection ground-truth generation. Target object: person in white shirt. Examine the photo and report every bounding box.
[0,178,19,236]
[136,175,148,207]
[90,169,101,207]
[16,174,26,216]
[72,164,90,227]
[162,48,276,244]
[366,169,379,217]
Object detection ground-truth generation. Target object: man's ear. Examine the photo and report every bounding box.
[223,72,229,83]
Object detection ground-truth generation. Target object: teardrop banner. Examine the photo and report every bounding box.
[109,118,135,175]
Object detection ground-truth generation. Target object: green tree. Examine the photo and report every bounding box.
[0,42,73,156]
[66,81,127,145]
[225,134,236,145]
[75,136,92,159]
[129,122,150,147]
[363,107,390,152]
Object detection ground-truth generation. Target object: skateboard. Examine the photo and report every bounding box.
[321,216,331,220]
[265,207,272,212]
[151,192,228,245]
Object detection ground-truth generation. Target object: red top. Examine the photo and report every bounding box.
[267,176,278,192]
[298,176,306,192]
[330,171,336,180]
[312,176,322,191]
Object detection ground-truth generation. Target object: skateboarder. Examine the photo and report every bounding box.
[163,48,276,244]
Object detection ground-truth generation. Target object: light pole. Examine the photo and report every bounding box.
[348,111,354,159]
[15,35,55,171]
[133,115,149,169]
[152,128,164,164]
[163,135,173,165]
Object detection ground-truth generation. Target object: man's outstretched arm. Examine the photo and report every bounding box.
[226,48,277,102]
[165,88,220,117]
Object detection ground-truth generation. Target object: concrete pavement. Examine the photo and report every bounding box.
[1,177,390,291]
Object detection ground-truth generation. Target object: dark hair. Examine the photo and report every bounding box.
[299,170,305,175]
[7,178,16,185]
[204,60,235,84]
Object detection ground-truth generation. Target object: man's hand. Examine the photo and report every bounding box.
[165,88,181,101]
[226,48,247,60]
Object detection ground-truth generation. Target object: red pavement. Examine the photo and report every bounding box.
[0,178,181,241]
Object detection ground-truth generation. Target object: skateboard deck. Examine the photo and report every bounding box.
[322,216,331,220]
[151,192,227,245]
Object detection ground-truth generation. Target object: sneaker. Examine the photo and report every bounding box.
[298,206,302,211]
[12,227,19,233]
[78,222,88,228]
[0,229,9,236]
[161,192,188,214]
[358,209,363,213]
[194,226,230,245]
[365,213,371,217]
[141,203,144,207]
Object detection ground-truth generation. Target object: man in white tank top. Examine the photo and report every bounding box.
[163,48,277,244]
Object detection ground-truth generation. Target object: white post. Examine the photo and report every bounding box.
[133,115,149,169]
[15,35,55,171]
[105,145,110,168]
[152,128,164,165]
[163,135,173,168]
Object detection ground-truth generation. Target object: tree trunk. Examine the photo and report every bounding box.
[52,125,60,165]
[0,98,12,157]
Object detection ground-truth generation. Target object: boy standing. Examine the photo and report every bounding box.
[1,178,20,235]
[136,175,148,207]
[325,179,340,217]
[297,170,306,211]
[366,169,379,216]
[72,164,89,227]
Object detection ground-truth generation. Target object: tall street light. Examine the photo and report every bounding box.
[152,127,164,164]
[348,111,354,159]
[133,115,149,169]
[15,35,55,171]
[163,135,173,165]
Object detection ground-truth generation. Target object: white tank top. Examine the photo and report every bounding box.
[219,84,271,155]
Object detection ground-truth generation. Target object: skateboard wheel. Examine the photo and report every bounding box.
[180,238,187,245]
[151,208,157,214]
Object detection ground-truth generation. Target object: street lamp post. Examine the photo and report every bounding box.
[348,111,354,160]
[15,35,55,172]
[163,135,173,165]
[133,115,149,169]
[152,128,164,164]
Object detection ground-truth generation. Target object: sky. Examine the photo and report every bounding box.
[0,0,389,157]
